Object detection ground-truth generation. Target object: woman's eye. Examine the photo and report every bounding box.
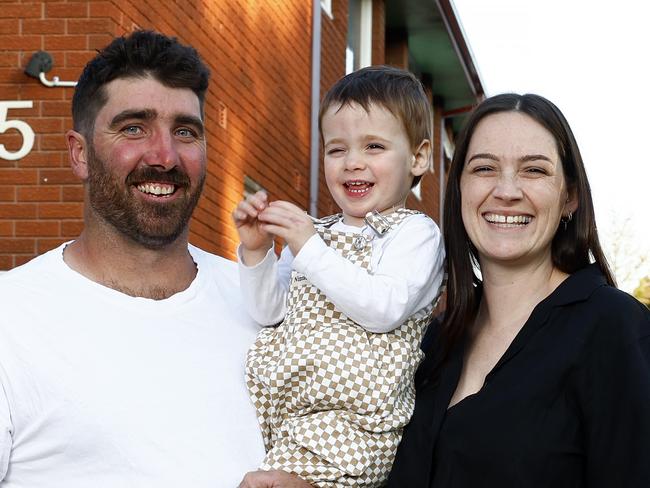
[524,167,547,175]
[473,165,494,173]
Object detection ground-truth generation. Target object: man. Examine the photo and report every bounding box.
[0,31,267,487]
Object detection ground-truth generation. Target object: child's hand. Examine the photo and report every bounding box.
[232,191,274,265]
[258,201,316,256]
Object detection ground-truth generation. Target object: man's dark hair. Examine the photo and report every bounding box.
[72,30,210,137]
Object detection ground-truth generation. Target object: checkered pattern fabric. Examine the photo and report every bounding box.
[246,210,434,486]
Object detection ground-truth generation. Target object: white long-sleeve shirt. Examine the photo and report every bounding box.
[239,213,445,333]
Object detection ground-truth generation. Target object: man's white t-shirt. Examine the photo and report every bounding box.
[0,243,264,487]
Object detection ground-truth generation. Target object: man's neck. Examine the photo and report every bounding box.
[63,228,198,300]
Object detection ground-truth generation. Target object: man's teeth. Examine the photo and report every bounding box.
[137,183,175,196]
[484,213,532,224]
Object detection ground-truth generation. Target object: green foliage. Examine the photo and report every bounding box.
[633,277,650,309]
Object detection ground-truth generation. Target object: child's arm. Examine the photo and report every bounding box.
[296,214,443,332]
[232,191,274,266]
[237,245,293,326]
[233,191,291,325]
[263,208,444,333]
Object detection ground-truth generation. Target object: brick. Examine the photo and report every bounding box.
[0,19,18,35]
[21,118,63,134]
[62,185,84,201]
[0,169,38,185]
[40,169,78,185]
[22,19,66,35]
[17,186,60,202]
[21,85,67,101]
[65,51,96,68]
[38,202,83,219]
[45,3,89,18]
[68,18,115,35]
[14,255,36,267]
[0,186,14,201]
[0,255,13,270]
[0,4,42,19]
[18,151,64,168]
[0,133,23,152]
[0,238,36,253]
[0,85,23,100]
[44,35,87,51]
[42,101,71,117]
[0,52,18,67]
[37,238,67,254]
[0,221,12,237]
[15,220,59,237]
[0,68,23,83]
[61,220,83,236]
[39,134,68,151]
[0,35,41,51]
[90,2,122,20]
[0,203,37,218]
[88,34,114,50]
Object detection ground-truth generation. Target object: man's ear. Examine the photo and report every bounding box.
[66,129,90,181]
[411,139,431,177]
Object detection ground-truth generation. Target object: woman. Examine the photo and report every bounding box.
[388,93,650,487]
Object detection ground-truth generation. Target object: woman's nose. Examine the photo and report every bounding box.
[492,173,523,200]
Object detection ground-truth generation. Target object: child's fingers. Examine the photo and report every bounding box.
[268,200,305,216]
[247,191,269,211]
[259,223,288,240]
[259,205,309,228]
[232,199,262,225]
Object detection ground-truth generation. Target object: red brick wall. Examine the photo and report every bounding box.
[112,0,314,260]
[0,0,444,270]
[0,0,314,267]
[0,2,119,269]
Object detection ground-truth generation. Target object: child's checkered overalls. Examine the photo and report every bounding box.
[245,209,435,487]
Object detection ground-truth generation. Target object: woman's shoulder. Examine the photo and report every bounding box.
[584,284,650,345]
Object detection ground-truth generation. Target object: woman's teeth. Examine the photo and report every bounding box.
[484,213,532,224]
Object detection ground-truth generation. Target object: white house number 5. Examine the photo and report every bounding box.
[0,101,35,161]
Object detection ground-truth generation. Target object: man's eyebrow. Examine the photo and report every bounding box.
[175,114,205,136]
[467,152,498,163]
[109,109,156,129]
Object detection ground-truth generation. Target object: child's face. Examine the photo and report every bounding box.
[321,102,429,226]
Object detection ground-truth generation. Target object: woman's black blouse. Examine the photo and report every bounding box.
[387,264,650,487]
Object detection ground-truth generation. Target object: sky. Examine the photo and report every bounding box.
[452,0,650,292]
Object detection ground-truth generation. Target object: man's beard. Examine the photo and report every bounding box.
[85,146,205,250]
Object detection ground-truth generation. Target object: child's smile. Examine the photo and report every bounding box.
[321,102,429,227]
